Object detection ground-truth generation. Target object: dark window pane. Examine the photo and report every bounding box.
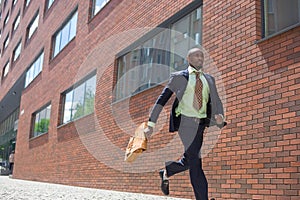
[264,0,300,36]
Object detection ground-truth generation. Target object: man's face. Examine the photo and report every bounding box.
[187,49,204,68]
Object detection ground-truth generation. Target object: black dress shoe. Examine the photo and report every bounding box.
[159,170,169,195]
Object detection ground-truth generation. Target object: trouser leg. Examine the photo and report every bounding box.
[165,120,208,200]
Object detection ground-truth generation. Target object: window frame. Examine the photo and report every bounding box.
[3,11,10,29]
[46,0,55,10]
[12,39,22,63]
[91,0,110,18]
[52,7,78,58]
[114,1,203,102]
[60,71,96,125]
[2,60,10,79]
[24,49,44,88]
[12,0,18,9]
[26,10,39,41]
[12,10,21,34]
[3,33,10,51]
[30,103,51,139]
[25,0,31,7]
[261,0,300,38]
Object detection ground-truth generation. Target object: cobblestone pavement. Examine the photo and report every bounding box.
[0,176,190,200]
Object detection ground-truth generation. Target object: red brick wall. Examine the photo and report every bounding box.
[203,0,300,199]
[2,0,298,199]
[12,0,196,199]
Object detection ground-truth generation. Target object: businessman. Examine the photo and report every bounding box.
[144,47,226,200]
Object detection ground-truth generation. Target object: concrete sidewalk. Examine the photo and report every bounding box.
[0,176,191,200]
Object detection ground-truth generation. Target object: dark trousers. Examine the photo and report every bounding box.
[165,116,208,200]
[9,163,14,175]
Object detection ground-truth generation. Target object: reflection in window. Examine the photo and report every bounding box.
[25,0,31,7]
[25,51,44,87]
[171,7,202,70]
[46,0,55,10]
[115,7,202,101]
[3,34,9,50]
[31,104,51,138]
[27,12,39,40]
[4,12,10,28]
[2,61,10,78]
[62,75,96,124]
[13,0,18,7]
[92,0,110,17]
[12,12,21,32]
[13,40,22,62]
[263,0,300,37]
[53,10,78,57]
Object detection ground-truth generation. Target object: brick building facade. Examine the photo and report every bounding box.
[0,0,299,199]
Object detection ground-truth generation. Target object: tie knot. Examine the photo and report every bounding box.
[194,71,201,78]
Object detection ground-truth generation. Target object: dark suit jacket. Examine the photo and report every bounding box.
[149,69,227,132]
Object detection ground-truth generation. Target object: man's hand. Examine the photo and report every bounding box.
[215,114,224,125]
[144,126,153,140]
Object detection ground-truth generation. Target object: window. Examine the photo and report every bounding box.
[263,0,300,37]
[12,11,21,32]
[53,10,78,57]
[25,0,31,7]
[27,11,39,40]
[3,34,9,50]
[92,0,110,17]
[25,51,44,87]
[0,109,19,136]
[114,6,202,101]
[61,74,96,124]
[3,12,10,29]
[12,40,22,62]
[46,0,55,10]
[31,104,51,138]
[2,61,10,79]
[12,0,18,7]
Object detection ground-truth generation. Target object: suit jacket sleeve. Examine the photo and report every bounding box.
[210,76,224,116]
[148,73,178,123]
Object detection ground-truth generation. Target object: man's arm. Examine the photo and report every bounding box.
[206,74,226,127]
[145,74,177,138]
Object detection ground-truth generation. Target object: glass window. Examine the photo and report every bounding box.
[2,61,10,78]
[3,34,9,50]
[53,10,78,57]
[263,0,300,37]
[13,40,22,62]
[114,7,202,101]
[27,12,39,40]
[46,0,55,10]
[25,51,44,87]
[63,90,73,124]
[25,0,31,7]
[12,12,21,32]
[13,0,18,7]
[31,104,51,138]
[62,74,96,124]
[92,0,110,17]
[0,109,19,136]
[84,76,96,115]
[3,12,9,28]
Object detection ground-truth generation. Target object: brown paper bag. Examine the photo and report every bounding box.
[124,122,148,162]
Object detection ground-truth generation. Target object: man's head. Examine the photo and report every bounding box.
[187,48,204,70]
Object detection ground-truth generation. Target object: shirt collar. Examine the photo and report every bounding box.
[188,66,203,74]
